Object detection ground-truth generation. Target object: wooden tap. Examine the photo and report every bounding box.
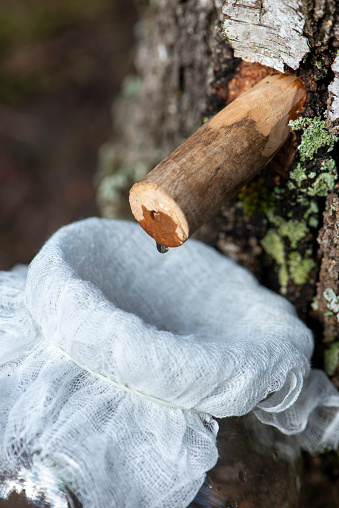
[129,74,306,248]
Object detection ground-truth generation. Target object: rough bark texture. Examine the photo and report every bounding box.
[222,0,310,72]
[327,52,339,134]
[313,191,339,382]
[315,193,339,334]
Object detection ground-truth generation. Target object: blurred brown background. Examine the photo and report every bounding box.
[0,0,138,270]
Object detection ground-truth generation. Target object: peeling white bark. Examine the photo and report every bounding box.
[222,0,310,72]
[327,51,339,135]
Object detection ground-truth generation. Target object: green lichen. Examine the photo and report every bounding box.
[289,117,338,161]
[237,114,338,294]
[283,117,338,238]
[311,299,319,311]
[310,54,330,80]
[303,200,319,227]
[307,172,336,197]
[241,117,337,295]
[238,178,274,216]
[261,230,288,293]
[324,288,339,314]
[267,213,309,249]
[261,214,315,292]
[288,251,316,285]
[322,158,337,173]
[288,163,309,188]
[324,342,339,376]
[261,228,315,293]
[278,220,309,249]
[288,161,337,198]
[271,116,338,292]
[308,216,318,229]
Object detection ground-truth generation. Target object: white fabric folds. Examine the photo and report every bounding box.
[1,218,339,507]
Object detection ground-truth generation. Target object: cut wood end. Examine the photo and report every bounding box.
[129,182,189,247]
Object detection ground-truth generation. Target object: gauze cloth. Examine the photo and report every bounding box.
[1,218,339,507]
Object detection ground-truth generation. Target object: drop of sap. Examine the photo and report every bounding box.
[156,242,169,254]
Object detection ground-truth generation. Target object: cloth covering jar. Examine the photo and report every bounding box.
[0,218,339,507]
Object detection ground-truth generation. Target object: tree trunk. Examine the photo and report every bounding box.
[97,2,339,504]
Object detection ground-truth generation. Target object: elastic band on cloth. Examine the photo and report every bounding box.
[31,315,209,416]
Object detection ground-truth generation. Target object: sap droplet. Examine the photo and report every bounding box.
[156,242,169,254]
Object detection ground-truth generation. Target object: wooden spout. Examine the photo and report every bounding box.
[129,74,306,248]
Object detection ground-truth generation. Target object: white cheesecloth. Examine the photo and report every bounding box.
[1,217,339,507]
